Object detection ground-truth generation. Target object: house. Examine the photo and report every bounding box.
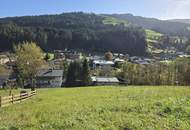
[0,75,9,88]
[114,58,125,63]
[0,75,16,88]
[114,53,129,60]
[54,50,82,60]
[54,50,66,59]
[91,76,119,86]
[36,69,64,88]
[89,55,102,60]
[134,59,150,65]
[0,55,9,65]
[48,59,65,69]
[92,60,114,69]
[178,54,190,58]
[65,52,82,60]
[129,57,153,65]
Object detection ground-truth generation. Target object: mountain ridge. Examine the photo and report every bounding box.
[0,12,189,55]
[168,19,190,25]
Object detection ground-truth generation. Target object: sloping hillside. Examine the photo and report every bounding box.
[105,14,190,37]
[1,86,190,129]
[102,14,190,55]
[169,19,190,25]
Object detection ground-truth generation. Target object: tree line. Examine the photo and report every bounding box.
[119,58,190,85]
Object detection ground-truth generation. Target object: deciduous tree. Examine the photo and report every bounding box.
[14,41,45,90]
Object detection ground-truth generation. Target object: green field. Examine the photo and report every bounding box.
[145,29,163,40]
[103,16,128,26]
[0,86,190,130]
[0,89,25,96]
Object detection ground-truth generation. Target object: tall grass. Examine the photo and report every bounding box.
[0,86,190,130]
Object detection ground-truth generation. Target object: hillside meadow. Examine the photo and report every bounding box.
[0,86,190,130]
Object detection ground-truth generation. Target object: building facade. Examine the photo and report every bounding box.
[36,69,64,88]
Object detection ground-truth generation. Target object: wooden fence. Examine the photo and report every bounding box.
[0,90,37,107]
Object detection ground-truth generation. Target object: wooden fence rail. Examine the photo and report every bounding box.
[0,90,37,107]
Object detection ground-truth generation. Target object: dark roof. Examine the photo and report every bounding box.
[37,69,63,77]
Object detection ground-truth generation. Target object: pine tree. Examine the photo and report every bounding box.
[81,59,91,86]
[65,61,81,87]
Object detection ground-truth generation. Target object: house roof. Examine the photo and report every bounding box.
[114,58,125,62]
[37,69,63,77]
[91,76,119,83]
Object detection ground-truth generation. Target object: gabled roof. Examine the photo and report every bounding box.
[37,69,63,77]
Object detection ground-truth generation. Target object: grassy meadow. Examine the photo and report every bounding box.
[103,16,129,26]
[0,89,24,96]
[0,86,190,130]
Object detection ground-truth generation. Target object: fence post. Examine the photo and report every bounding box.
[0,96,2,107]
[27,91,28,98]
[12,94,14,104]
[20,92,22,102]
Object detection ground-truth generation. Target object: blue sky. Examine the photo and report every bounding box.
[0,0,190,19]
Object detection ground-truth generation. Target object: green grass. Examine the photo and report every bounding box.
[145,29,163,40]
[0,86,190,130]
[145,29,164,53]
[43,53,54,61]
[48,53,54,60]
[0,89,27,96]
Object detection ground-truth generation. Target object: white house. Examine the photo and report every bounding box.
[92,60,114,69]
[0,55,9,65]
[91,76,119,85]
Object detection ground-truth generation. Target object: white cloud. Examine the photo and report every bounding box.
[162,0,190,19]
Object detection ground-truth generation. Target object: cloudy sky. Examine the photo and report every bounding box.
[0,0,190,19]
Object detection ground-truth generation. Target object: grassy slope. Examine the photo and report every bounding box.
[102,16,128,26]
[0,89,25,96]
[145,29,163,40]
[145,29,163,53]
[0,86,190,130]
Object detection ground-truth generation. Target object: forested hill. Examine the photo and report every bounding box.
[1,12,190,56]
[107,14,190,37]
[0,12,147,56]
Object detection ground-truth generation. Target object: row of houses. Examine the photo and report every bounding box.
[54,50,82,60]
[0,68,121,88]
[36,69,120,87]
